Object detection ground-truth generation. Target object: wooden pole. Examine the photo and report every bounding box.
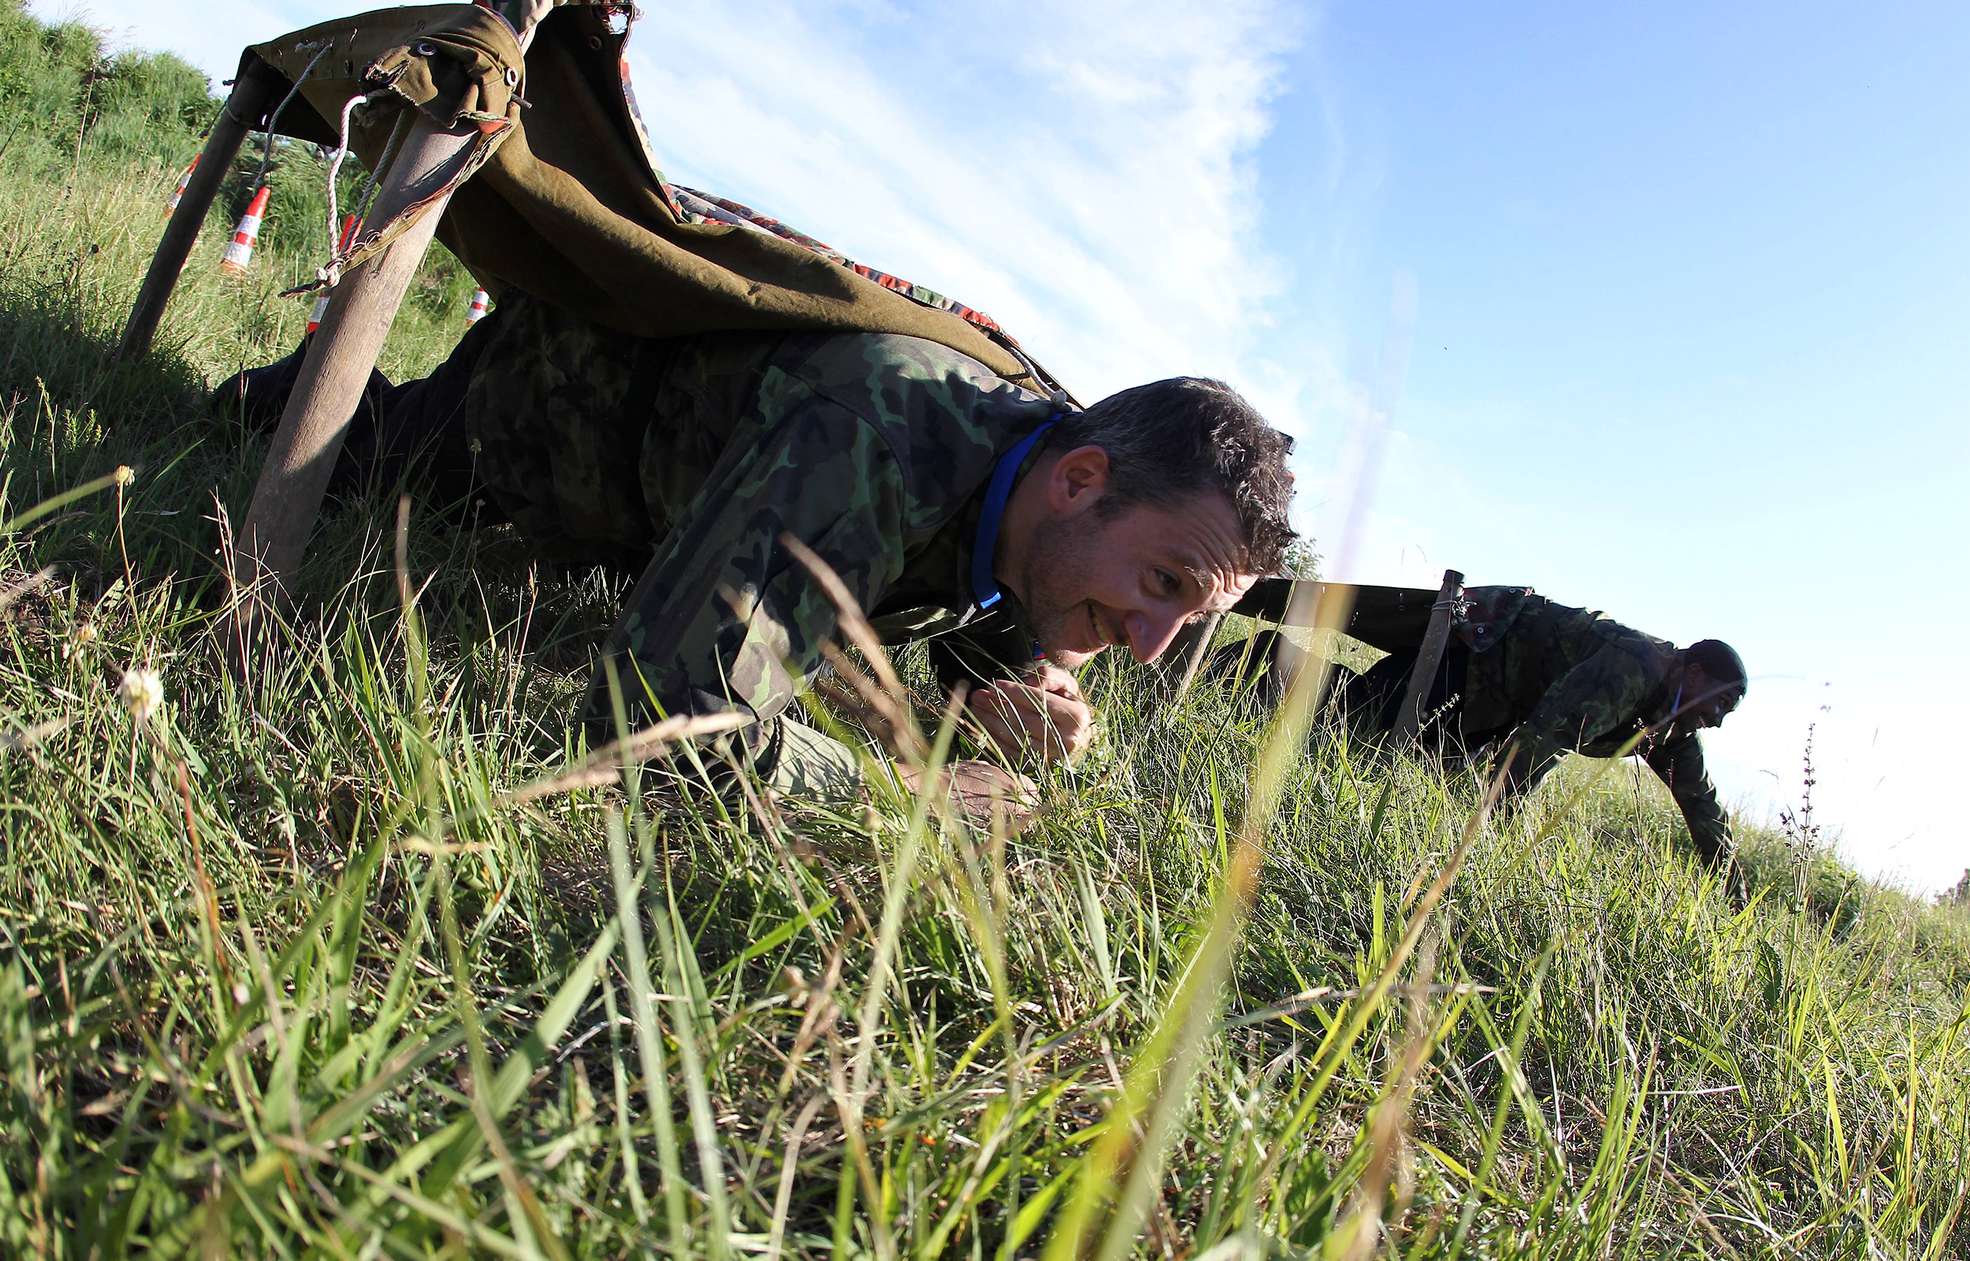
[113,72,275,362]
[1169,610,1223,702]
[226,114,480,640]
[1390,568,1463,745]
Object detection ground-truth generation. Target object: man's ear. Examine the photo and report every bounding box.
[1047,445,1110,517]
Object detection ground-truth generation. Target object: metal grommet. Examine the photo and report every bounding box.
[503,67,519,87]
[587,34,603,50]
[413,40,438,57]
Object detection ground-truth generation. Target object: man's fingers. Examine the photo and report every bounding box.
[985,681,1084,732]
[1026,662,1083,699]
[968,679,1095,761]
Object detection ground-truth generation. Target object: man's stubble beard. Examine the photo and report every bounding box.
[1016,523,1098,670]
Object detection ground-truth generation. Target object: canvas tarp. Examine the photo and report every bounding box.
[242,2,1059,393]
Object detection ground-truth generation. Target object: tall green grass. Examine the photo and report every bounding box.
[2,4,1967,1254]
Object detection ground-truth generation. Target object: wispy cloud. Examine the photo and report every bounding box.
[626,0,1310,411]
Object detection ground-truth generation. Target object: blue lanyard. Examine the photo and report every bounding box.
[970,417,1057,611]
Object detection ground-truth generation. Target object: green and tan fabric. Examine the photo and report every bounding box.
[242,3,1050,386]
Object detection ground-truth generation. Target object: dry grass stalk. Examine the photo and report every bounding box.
[498,711,751,810]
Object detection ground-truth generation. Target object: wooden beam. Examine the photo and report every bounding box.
[113,72,275,362]
[1390,568,1463,746]
[1168,610,1223,702]
[226,114,480,644]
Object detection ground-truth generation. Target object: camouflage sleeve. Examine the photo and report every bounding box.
[1644,734,1734,866]
[583,365,911,789]
[1499,642,1663,797]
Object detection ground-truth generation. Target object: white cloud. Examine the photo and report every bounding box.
[1709,678,1970,895]
[624,0,1314,416]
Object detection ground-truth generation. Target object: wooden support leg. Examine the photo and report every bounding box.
[226,115,481,657]
[1390,568,1463,746]
[114,72,276,363]
[1168,610,1223,702]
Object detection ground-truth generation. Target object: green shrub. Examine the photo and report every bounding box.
[86,49,212,163]
[0,5,102,154]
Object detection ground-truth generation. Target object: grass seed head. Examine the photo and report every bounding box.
[118,666,163,723]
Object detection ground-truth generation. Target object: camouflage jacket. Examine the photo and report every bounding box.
[1458,589,1732,864]
[460,294,1049,776]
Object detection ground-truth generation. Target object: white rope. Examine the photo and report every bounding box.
[322,90,368,262]
[320,89,402,289]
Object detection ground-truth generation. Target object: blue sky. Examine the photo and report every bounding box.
[1278,4,1970,895]
[39,0,1969,890]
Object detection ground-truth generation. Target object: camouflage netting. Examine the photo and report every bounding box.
[242,1,1066,395]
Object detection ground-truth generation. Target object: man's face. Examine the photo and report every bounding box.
[1016,489,1259,670]
[1676,664,1743,736]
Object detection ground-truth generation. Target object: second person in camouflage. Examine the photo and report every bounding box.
[1218,588,1748,887]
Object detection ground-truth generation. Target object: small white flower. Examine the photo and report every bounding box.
[118,667,164,723]
[112,465,135,488]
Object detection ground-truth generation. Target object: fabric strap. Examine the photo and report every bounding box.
[970,417,1057,611]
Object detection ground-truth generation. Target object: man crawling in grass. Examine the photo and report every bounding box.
[1213,590,1749,896]
[220,295,1297,823]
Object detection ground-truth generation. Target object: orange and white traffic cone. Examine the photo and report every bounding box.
[307,215,360,333]
[164,154,199,216]
[220,185,270,275]
[466,287,490,325]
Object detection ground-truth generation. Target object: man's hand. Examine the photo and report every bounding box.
[965,664,1096,764]
[898,759,1039,833]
